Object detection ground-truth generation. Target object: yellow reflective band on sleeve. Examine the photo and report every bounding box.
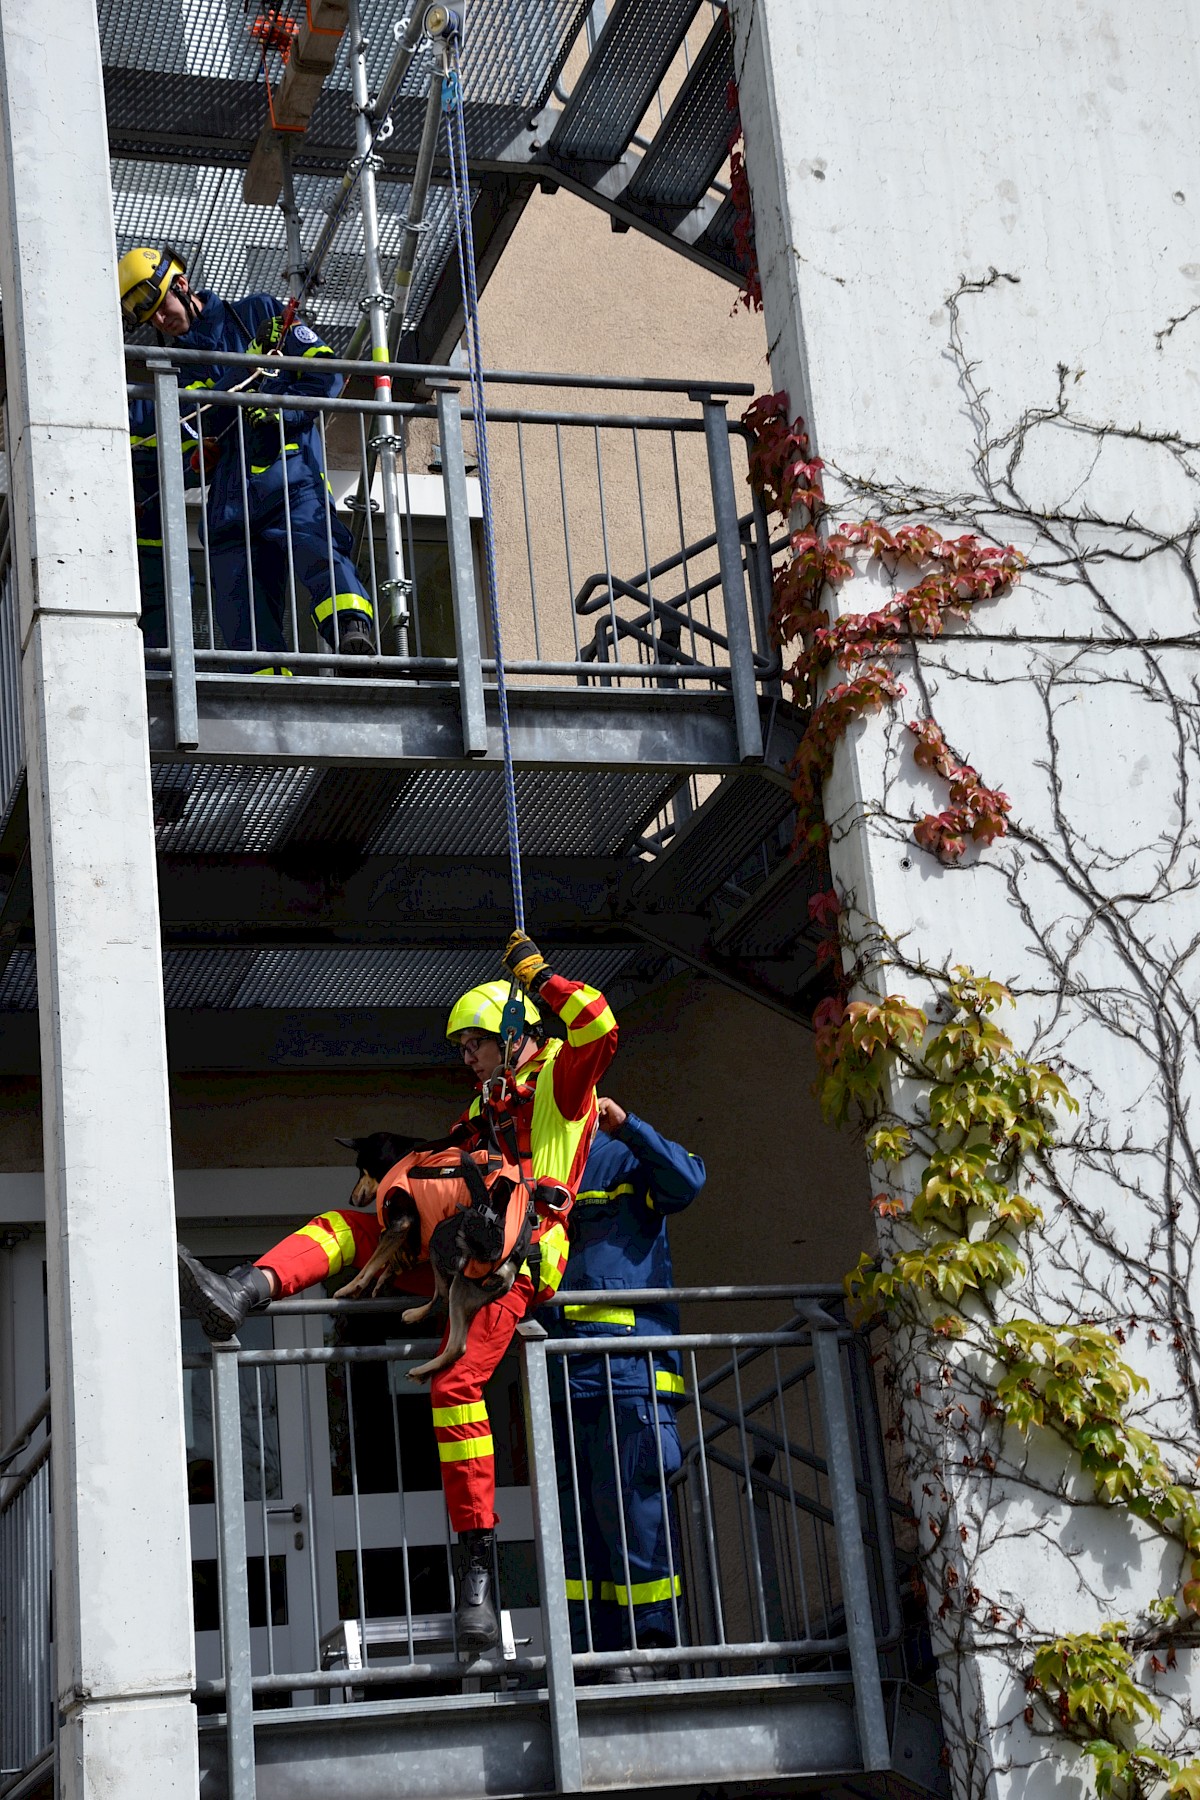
[603,1575,682,1606]
[567,1006,618,1047]
[250,443,300,474]
[575,1183,636,1206]
[563,1305,636,1328]
[184,378,216,390]
[432,1401,489,1429]
[437,1435,494,1463]
[136,537,163,548]
[130,434,158,449]
[557,987,594,1026]
[534,1222,569,1300]
[655,1370,686,1395]
[313,593,375,623]
[565,1579,593,1601]
[295,1211,356,1274]
[251,667,295,677]
[302,343,333,357]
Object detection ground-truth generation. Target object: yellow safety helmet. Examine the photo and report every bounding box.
[118,244,187,327]
[446,980,539,1041]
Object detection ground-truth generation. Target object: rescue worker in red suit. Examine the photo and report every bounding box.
[177,931,618,1649]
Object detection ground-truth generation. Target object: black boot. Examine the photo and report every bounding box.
[178,1246,273,1342]
[454,1529,500,1652]
[333,615,376,657]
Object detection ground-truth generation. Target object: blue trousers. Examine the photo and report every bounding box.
[206,476,372,656]
[138,543,168,650]
[555,1395,684,1651]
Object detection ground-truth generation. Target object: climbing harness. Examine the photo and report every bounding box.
[438,23,530,1054]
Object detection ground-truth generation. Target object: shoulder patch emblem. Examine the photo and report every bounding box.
[292,322,320,345]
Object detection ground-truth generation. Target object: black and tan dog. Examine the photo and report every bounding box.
[334,1132,534,1382]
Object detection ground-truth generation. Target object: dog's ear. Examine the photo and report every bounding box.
[335,1136,361,1152]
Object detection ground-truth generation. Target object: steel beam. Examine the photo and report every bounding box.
[143,680,803,775]
[436,389,488,756]
[517,1322,582,1792]
[812,1329,892,1771]
[0,4,198,1797]
[148,359,199,750]
[212,1343,257,1800]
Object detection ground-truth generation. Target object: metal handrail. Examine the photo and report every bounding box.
[185,1286,896,1800]
[124,343,755,397]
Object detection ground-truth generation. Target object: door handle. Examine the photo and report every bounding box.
[265,1502,303,1523]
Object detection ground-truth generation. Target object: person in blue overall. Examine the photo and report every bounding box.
[117,245,375,669]
[127,392,170,649]
[551,1096,705,1673]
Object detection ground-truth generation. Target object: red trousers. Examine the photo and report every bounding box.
[258,1210,533,1532]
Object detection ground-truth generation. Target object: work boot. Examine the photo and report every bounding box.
[333,616,376,657]
[178,1246,273,1343]
[454,1529,500,1652]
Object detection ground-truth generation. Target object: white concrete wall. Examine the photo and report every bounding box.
[731,2,1200,1794]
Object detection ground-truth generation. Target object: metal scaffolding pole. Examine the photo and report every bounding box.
[0,2,198,1797]
[298,3,427,299]
[278,136,304,301]
[343,56,444,364]
[347,0,411,651]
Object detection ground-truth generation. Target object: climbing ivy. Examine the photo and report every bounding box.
[742,372,1200,1800]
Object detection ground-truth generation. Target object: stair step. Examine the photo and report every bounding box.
[623,16,736,225]
[634,773,793,912]
[548,0,702,168]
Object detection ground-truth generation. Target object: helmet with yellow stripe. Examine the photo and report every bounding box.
[446,980,540,1041]
[118,245,187,327]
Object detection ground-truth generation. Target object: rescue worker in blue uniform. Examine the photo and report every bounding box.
[128,391,170,648]
[551,1097,705,1669]
[117,245,375,668]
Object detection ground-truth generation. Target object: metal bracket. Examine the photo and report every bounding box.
[360,290,395,313]
[372,432,406,451]
[380,577,413,626]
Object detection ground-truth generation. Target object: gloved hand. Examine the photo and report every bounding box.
[249,314,287,357]
[189,436,222,476]
[502,929,550,992]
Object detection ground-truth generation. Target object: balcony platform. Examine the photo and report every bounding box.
[195,1676,947,1800]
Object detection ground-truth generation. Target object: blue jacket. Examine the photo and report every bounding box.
[550,1113,705,1402]
[174,292,343,536]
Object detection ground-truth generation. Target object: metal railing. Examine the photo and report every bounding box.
[122,349,771,764]
[0,1393,52,1799]
[185,1286,900,1800]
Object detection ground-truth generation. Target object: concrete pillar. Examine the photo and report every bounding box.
[730,2,1200,1795]
[0,3,198,1795]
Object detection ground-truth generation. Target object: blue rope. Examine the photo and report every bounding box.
[442,57,525,937]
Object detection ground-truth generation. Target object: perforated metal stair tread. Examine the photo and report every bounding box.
[634,773,795,913]
[547,0,702,167]
[150,763,678,860]
[100,0,593,350]
[0,943,638,1013]
[622,15,735,222]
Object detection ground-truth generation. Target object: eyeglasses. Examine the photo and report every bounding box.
[454,1034,495,1060]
